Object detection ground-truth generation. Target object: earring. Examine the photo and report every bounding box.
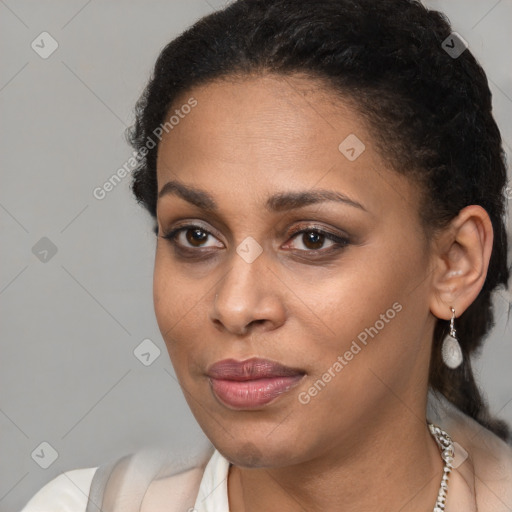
[441,307,463,369]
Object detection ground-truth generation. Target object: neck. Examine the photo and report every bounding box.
[227,409,444,512]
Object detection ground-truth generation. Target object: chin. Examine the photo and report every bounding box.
[208,429,306,469]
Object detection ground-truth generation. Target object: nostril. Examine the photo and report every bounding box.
[245,319,266,332]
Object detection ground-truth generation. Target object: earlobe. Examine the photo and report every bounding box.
[429,205,493,320]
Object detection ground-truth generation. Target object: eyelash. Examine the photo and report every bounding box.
[160,223,350,256]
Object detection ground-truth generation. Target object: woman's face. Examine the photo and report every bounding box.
[153,74,436,468]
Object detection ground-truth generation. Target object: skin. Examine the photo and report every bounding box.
[152,73,493,511]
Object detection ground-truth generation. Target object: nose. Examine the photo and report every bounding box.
[209,248,286,336]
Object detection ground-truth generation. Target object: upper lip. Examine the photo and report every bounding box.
[207,357,305,381]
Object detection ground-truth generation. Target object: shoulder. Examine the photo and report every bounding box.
[20,467,98,512]
[139,446,216,512]
[428,391,512,511]
[20,445,215,512]
[140,466,206,512]
[460,418,512,511]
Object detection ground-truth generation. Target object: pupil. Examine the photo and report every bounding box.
[187,229,207,246]
[304,231,324,249]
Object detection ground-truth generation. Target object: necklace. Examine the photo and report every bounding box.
[428,422,455,511]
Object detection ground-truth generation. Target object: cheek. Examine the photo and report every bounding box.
[299,234,429,383]
[303,247,411,334]
[153,253,175,335]
[152,248,214,380]
[153,251,194,356]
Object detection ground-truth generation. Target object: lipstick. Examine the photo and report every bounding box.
[207,357,305,409]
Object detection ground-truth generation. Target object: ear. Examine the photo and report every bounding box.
[429,205,493,320]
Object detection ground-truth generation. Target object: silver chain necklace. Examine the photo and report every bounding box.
[428,422,455,511]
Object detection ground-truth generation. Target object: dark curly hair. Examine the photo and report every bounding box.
[127,0,511,441]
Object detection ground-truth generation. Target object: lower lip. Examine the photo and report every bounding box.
[209,375,304,409]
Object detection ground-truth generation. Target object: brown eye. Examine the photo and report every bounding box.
[185,228,209,247]
[161,224,224,250]
[302,231,325,250]
[285,226,350,253]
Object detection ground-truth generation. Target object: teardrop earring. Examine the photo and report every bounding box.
[441,307,463,369]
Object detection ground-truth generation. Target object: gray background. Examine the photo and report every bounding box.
[1,1,511,510]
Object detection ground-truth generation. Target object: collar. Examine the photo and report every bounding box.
[193,449,231,512]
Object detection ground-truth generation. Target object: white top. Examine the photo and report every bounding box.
[193,449,231,511]
[20,449,231,512]
[16,441,499,512]
[20,392,512,512]
[20,466,98,512]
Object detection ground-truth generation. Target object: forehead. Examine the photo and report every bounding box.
[155,73,420,220]
[157,74,368,174]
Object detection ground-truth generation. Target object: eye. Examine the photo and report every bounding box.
[161,225,223,249]
[160,223,350,255]
[285,226,349,252]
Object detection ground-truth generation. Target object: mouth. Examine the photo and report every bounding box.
[206,357,306,410]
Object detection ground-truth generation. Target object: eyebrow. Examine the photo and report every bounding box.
[158,179,367,213]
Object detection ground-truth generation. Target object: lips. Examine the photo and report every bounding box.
[207,357,306,409]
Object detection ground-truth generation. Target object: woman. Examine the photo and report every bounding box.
[21,0,512,510]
